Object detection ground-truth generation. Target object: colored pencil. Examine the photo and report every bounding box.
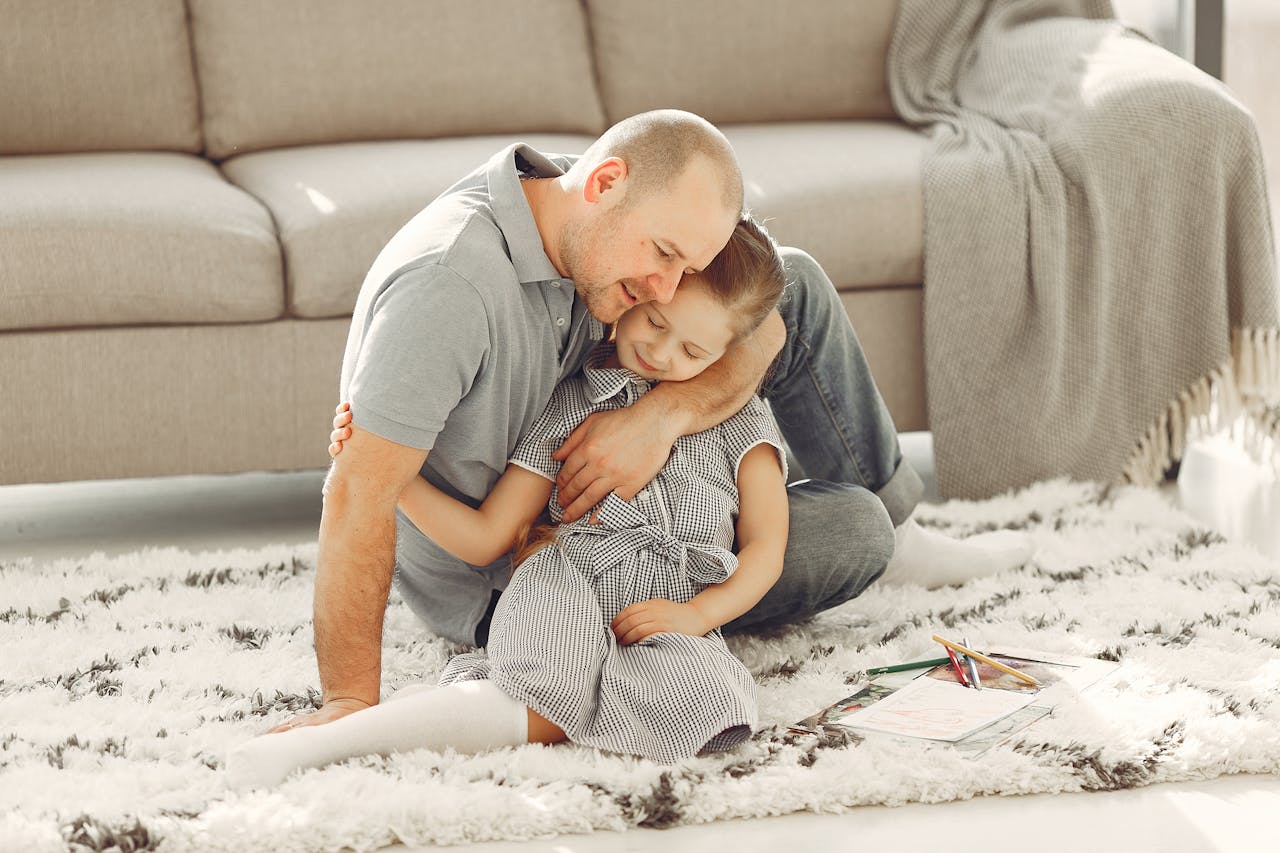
[962,635,983,690]
[865,656,953,675]
[932,635,1042,687]
[944,646,971,687]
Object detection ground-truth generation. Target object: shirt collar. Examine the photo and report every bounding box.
[487,143,568,286]
[583,343,655,404]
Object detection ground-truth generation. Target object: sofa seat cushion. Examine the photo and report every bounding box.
[725,122,926,289]
[0,153,282,332]
[221,134,596,319]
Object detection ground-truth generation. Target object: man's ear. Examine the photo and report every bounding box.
[583,157,628,204]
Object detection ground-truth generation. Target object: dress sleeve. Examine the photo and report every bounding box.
[508,378,585,481]
[720,396,789,484]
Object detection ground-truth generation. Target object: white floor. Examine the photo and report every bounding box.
[3,433,1278,852]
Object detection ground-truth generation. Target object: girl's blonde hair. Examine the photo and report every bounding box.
[512,215,785,568]
[513,519,558,568]
[694,214,786,342]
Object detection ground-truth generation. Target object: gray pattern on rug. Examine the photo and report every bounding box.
[2,480,1278,851]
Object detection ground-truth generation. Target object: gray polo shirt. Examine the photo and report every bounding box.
[339,143,604,643]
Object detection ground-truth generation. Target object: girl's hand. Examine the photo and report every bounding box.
[328,401,353,458]
[610,598,711,645]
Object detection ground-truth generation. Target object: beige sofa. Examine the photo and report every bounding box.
[1,0,926,486]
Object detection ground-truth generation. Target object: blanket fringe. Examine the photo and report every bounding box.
[1122,327,1280,486]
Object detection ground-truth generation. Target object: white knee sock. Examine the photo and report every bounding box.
[226,680,529,789]
[878,516,1034,589]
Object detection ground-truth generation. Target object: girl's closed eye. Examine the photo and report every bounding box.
[647,315,664,330]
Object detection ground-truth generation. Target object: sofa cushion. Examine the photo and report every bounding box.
[0,0,201,155]
[190,0,606,160]
[586,0,898,125]
[0,153,282,332]
[221,134,596,319]
[724,122,925,289]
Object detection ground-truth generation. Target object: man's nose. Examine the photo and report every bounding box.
[646,267,682,304]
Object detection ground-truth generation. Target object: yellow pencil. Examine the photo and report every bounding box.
[931,635,1042,687]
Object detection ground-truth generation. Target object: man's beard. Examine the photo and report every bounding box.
[559,212,627,324]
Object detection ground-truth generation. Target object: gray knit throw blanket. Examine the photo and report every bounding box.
[889,0,1280,498]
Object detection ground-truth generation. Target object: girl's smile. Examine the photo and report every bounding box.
[613,277,736,382]
[633,347,660,373]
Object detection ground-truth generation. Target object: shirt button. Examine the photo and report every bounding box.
[551,281,562,288]
[556,317,566,327]
[636,489,650,500]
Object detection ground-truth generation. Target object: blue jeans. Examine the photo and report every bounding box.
[723,247,922,634]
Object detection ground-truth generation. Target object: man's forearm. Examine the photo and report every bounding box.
[313,485,397,707]
[640,309,785,436]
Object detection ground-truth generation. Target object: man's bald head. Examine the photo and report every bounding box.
[571,109,744,215]
[551,110,744,322]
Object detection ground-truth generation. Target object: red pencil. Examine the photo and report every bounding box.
[944,646,972,687]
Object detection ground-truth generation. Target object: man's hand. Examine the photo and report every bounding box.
[610,598,711,645]
[552,405,678,522]
[265,697,371,734]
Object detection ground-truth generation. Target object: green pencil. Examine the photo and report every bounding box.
[866,656,952,675]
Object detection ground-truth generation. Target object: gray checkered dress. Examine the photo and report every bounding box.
[439,344,786,762]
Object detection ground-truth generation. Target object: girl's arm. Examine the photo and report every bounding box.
[397,463,553,566]
[330,403,552,566]
[610,442,789,643]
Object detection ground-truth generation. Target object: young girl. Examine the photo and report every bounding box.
[228,218,790,786]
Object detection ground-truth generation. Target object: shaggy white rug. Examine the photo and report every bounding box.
[3,480,1279,852]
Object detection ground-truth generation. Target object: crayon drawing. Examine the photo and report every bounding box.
[842,677,1037,741]
[790,680,900,735]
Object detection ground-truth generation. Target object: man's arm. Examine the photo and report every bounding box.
[554,308,785,522]
[271,424,426,732]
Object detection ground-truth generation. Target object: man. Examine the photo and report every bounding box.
[279,109,1028,732]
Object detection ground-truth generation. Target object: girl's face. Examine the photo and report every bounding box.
[612,277,736,382]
